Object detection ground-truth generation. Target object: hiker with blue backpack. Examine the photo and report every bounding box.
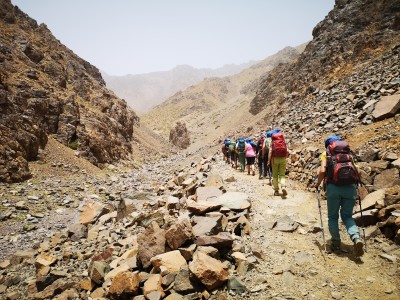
[314,136,364,256]
[236,137,246,172]
[245,138,256,176]
[267,129,288,196]
[222,138,231,163]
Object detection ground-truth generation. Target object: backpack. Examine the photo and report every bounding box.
[326,140,359,185]
[271,132,288,157]
[229,141,236,152]
[237,138,246,153]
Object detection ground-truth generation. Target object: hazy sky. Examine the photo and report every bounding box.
[12,0,335,76]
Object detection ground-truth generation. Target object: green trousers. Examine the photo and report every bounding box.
[271,157,286,191]
[238,152,246,172]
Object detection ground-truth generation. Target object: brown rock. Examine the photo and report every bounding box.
[204,174,225,189]
[186,199,222,215]
[169,121,190,149]
[91,287,106,298]
[195,232,234,249]
[78,198,110,225]
[89,261,110,284]
[35,253,57,270]
[108,271,140,299]
[79,278,95,291]
[354,189,386,213]
[372,94,400,120]
[32,279,76,300]
[178,244,197,261]
[374,168,400,190]
[165,218,193,250]
[143,274,165,298]
[189,251,229,290]
[192,215,224,237]
[174,264,196,294]
[67,223,88,241]
[117,199,137,221]
[196,186,223,202]
[150,250,187,274]
[138,222,166,269]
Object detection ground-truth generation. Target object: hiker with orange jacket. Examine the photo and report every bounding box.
[267,129,288,196]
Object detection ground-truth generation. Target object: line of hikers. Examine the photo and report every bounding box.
[222,129,288,197]
[222,131,365,256]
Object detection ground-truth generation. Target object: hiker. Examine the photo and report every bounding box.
[314,136,364,256]
[261,131,273,181]
[229,139,237,169]
[256,135,265,179]
[245,138,256,176]
[236,137,246,172]
[222,138,231,164]
[267,129,288,196]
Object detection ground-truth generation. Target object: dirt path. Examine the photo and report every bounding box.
[212,157,399,300]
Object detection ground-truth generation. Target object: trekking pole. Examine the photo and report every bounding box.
[357,184,367,252]
[316,188,327,253]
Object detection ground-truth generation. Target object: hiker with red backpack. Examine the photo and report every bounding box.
[267,129,288,196]
[314,136,364,256]
[245,138,256,176]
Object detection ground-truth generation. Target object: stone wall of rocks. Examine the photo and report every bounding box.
[0,156,259,299]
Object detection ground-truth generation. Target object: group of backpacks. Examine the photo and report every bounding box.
[222,129,289,168]
[223,131,360,187]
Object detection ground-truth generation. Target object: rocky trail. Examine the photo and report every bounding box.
[0,145,399,299]
[210,157,399,300]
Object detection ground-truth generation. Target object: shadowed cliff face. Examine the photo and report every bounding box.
[250,0,400,115]
[0,0,139,182]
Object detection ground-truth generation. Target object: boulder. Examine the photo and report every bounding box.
[169,121,190,149]
[210,192,251,211]
[77,198,110,225]
[354,189,386,213]
[165,218,193,250]
[195,232,234,249]
[192,215,224,237]
[67,223,88,241]
[186,199,221,215]
[374,168,400,190]
[143,274,165,298]
[372,94,400,120]
[173,264,197,294]
[189,251,229,290]
[138,222,166,269]
[150,250,187,275]
[108,271,140,299]
[196,186,223,202]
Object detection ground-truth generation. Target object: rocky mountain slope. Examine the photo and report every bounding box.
[0,0,153,183]
[250,0,400,118]
[102,62,257,112]
[141,45,306,150]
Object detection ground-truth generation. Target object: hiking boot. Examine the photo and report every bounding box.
[331,241,341,252]
[354,239,364,257]
[274,191,280,196]
[259,174,262,180]
[281,188,287,196]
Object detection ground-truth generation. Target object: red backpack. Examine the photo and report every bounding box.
[326,140,359,185]
[271,132,288,157]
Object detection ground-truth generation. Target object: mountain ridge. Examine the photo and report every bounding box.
[102,60,258,112]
